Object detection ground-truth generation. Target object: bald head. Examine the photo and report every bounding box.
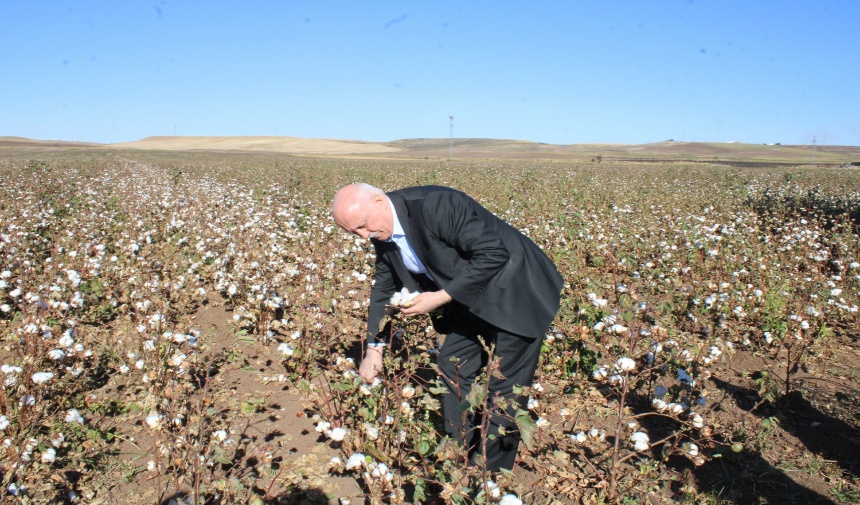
[332,183,393,241]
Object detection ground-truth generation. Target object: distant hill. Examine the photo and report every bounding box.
[3,135,858,164]
[107,136,400,155]
[0,136,102,148]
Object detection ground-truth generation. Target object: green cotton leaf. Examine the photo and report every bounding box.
[455,399,471,418]
[428,386,449,395]
[240,402,257,415]
[466,382,488,409]
[515,409,537,451]
[413,480,426,503]
[212,451,233,466]
[417,440,431,455]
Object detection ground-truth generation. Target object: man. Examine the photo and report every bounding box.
[331,183,563,472]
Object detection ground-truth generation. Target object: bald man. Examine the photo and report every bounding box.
[332,183,563,472]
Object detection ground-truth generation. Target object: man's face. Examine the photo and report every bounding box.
[334,192,393,241]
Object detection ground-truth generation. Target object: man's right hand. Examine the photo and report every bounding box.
[359,345,385,383]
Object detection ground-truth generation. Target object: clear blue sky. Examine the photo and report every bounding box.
[2,1,858,145]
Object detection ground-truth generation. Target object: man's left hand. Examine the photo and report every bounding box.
[400,290,452,316]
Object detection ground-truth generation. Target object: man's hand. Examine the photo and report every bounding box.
[399,289,452,317]
[359,346,385,383]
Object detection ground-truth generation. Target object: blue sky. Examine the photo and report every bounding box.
[1,1,858,145]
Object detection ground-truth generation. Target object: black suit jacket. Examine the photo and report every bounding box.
[367,186,563,344]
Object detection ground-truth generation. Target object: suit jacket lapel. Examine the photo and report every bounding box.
[387,192,432,288]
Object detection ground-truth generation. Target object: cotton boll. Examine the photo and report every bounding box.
[345,453,365,470]
[616,357,636,372]
[499,494,523,505]
[146,412,162,429]
[630,431,650,451]
[31,372,54,384]
[327,427,347,442]
[41,448,57,464]
[65,409,85,424]
[48,349,66,361]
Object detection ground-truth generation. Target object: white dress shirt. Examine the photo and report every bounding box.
[387,197,432,279]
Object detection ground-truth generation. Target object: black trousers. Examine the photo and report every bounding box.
[435,302,544,472]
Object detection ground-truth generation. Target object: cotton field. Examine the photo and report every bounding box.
[0,151,858,504]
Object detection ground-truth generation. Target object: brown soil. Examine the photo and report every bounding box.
[95,300,364,505]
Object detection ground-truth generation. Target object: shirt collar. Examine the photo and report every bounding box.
[388,197,405,240]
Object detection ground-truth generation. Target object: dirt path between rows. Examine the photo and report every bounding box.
[97,301,363,504]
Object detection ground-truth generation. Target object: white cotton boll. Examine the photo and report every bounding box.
[652,399,669,412]
[401,385,415,398]
[8,288,21,298]
[0,304,9,313]
[484,480,501,500]
[48,349,66,361]
[592,321,605,332]
[669,403,686,415]
[370,462,389,479]
[764,332,774,345]
[31,372,54,384]
[327,427,347,442]
[592,298,608,308]
[499,494,523,505]
[527,397,539,410]
[65,409,85,424]
[315,421,331,433]
[59,333,74,347]
[345,453,365,470]
[119,365,130,374]
[365,423,380,441]
[41,448,57,464]
[290,330,301,340]
[685,443,700,457]
[616,357,636,372]
[535,417,549,428]
[630,431,650,451]
[800,320,810,330]
[278,343,294,356]
[691,413,704,429]
[0,416,8,430]
[571,431,587,443]
[146,412,162,429]
[610,324,628,335]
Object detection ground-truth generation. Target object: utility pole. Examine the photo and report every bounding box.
[449,116,454,161]
[811,135,817,167]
